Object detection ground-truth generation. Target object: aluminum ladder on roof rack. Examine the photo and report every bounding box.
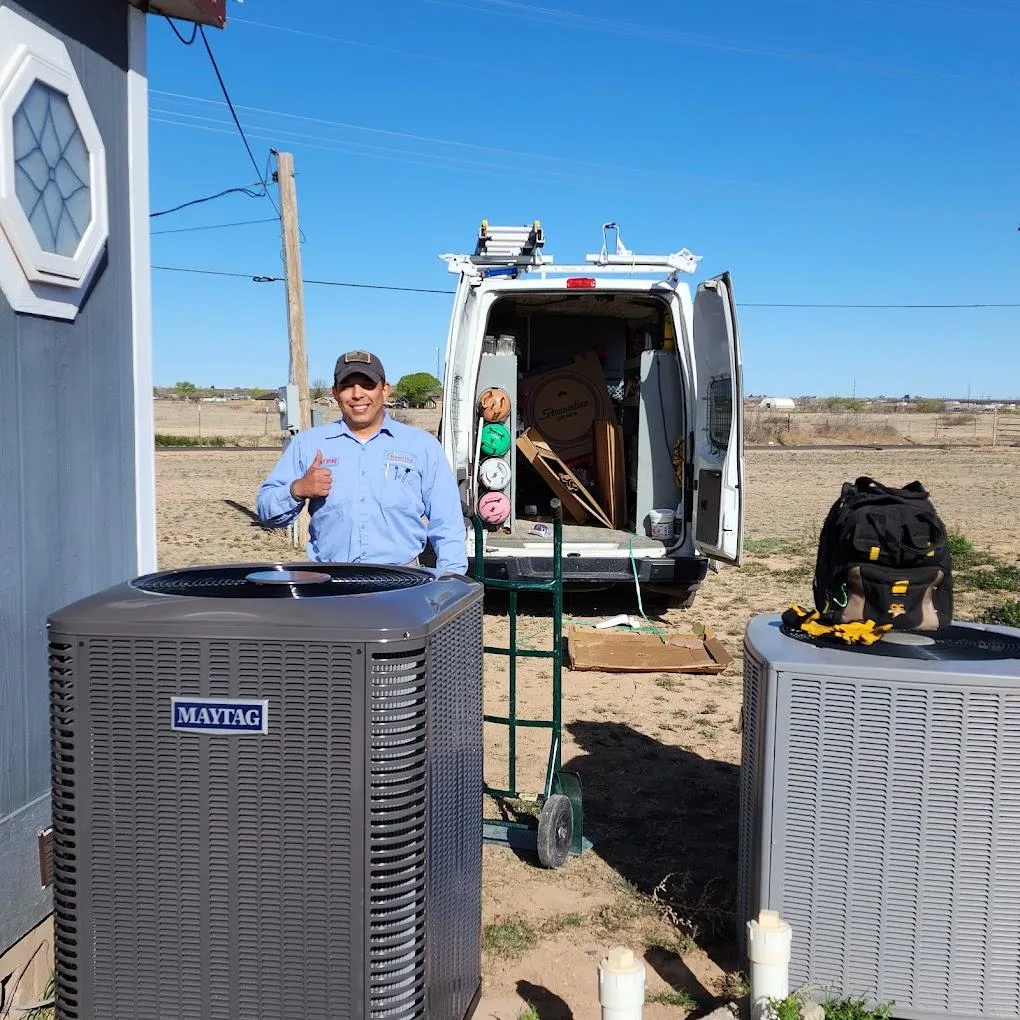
[472,219,546,265]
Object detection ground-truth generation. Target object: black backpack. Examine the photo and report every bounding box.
[813,476,953,631]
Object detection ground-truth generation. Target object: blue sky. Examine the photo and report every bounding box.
[147,0,1020,398]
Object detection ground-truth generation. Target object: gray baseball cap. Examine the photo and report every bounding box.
[334,350,386,387]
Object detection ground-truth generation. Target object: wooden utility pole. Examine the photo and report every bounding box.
[273,150,311,550]
[273,150,310,432]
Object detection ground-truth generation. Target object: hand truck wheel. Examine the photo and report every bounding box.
[536,794,573,870]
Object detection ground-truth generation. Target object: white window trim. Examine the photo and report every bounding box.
[128,6,157,574]
[0,7,109,320]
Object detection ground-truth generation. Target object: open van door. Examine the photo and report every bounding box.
[691,272,744,565]
[439,270,482,497]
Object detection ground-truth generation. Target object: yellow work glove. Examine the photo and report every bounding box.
[832,620,892,646]
[782,604,891,645]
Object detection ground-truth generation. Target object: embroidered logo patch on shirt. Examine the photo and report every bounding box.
[320,456,339,467]
[386,452,415,467]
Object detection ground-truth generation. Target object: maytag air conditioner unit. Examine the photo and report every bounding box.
[48,563,484,1020]
[738,613,1020,1020]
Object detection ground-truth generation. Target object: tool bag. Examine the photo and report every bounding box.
[813,476,953,631]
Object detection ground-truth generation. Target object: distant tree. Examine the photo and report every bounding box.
[823,396,863,413]
[310,377,329,401]
[393,372,442,408]
[174,381,197,396]
[916,399,945,414]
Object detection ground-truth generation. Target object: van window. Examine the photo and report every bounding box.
[708,375,732,451]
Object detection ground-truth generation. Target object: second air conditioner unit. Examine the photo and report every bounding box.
[738,613,1020,1020]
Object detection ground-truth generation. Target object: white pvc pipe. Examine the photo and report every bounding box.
[598,945,645,1019]
[747,910,792,1020]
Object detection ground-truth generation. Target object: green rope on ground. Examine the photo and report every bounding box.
[630,539,667,643]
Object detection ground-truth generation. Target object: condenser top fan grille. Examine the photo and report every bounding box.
[130,564,431,599]
[780,621,1020,661]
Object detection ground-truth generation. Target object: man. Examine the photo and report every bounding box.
[257,350,468,576]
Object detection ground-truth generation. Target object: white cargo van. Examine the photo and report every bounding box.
[438,221,744,606]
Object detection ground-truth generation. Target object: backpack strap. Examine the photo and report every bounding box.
[853,476,931,501]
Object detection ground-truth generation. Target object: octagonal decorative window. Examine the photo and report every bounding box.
[14,82,91,258]
[0,7,109,320]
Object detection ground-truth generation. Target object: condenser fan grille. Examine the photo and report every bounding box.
[130,564,431,598]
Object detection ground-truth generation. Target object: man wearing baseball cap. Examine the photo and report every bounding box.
[257,350,468,575]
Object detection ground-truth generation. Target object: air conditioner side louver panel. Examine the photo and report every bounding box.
[736,647,763,951]
[50,641,79,1020]
[369,649,429,1020]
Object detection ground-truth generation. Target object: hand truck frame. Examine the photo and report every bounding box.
[472,498,587,868]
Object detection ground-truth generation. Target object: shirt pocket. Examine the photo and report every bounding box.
[373,462,424,512]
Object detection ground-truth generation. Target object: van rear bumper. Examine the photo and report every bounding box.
[467,553,710,586]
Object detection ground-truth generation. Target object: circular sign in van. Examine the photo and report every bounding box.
[480,422,511,458]
[478,456,512,491]
[478,387,512,422]
[478,491,511,525]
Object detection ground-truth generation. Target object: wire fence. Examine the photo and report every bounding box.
[745,410,1020,447]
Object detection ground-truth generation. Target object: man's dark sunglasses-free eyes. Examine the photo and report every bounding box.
[339,376,380,391]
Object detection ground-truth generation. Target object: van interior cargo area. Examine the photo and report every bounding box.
[474,291,686,553]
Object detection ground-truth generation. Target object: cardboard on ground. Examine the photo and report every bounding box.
[567,622,734,674]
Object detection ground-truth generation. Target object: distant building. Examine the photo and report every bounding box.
[759,396,796,410]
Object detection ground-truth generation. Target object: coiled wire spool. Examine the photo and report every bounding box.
[477,491,511,525]
[478,456,512,491]
[478,387,512,422]
[480,422,511,458]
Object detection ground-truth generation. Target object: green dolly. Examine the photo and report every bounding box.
[472,498,588,869]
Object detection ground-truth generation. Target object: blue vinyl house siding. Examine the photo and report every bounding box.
[0,0,138,954]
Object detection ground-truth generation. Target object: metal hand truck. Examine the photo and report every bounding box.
[472,498,586,869]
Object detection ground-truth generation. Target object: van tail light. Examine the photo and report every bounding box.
[565,278,596,289]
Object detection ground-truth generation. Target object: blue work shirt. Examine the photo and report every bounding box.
[256,414,468,575]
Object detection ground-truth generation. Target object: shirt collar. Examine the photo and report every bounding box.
[326,412,397,440]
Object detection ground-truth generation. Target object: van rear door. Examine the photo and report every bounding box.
[691,272,744,565]
[440,271,483,496]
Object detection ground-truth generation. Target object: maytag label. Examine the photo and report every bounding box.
[171,697,269,735]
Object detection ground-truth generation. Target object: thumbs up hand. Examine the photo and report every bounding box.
[291,449,333,500]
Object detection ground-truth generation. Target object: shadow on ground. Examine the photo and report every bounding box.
[563,721,743,981]
[516,981,573,1019]
[481,585,676,624]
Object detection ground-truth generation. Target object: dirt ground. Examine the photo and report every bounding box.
[155,446,1020,1020]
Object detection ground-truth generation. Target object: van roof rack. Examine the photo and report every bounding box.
[441,221,702,279]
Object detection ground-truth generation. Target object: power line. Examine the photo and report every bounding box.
[150,90,761,189]
[196,25,280,217]
[228,15,543,82]
[150,184,268,218]
[151,264,455,293]
[740,301,1020,308]
[163,13,198,45]
[149,265,1020,306]
[151,217,280,236]
[427,0,1017,87]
